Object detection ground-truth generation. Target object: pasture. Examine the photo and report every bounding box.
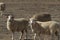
[0,0,60,40]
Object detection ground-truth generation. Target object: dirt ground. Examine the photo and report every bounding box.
[0,0,60,40]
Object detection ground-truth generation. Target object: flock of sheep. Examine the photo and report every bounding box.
[0,2,60,40]
[1,13,60,40]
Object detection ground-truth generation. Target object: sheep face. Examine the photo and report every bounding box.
[7,15,14,22]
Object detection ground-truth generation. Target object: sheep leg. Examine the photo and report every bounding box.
[57,30,60,40]
[20,31,24,40]
[34,33,36,40]
[57,32,60,40]
[12,33,14,40]
[50,30,54,40]
[18,32,22,40]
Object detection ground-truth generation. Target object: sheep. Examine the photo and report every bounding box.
[1,14,29,40]
[29,18,60,40]
[30,14,51,22]
[29,14,52,40]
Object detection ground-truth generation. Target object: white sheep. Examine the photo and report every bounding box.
[29,18,60,40]
[2,14,29,40]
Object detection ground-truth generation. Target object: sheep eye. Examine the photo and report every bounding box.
[9,20,11,22]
